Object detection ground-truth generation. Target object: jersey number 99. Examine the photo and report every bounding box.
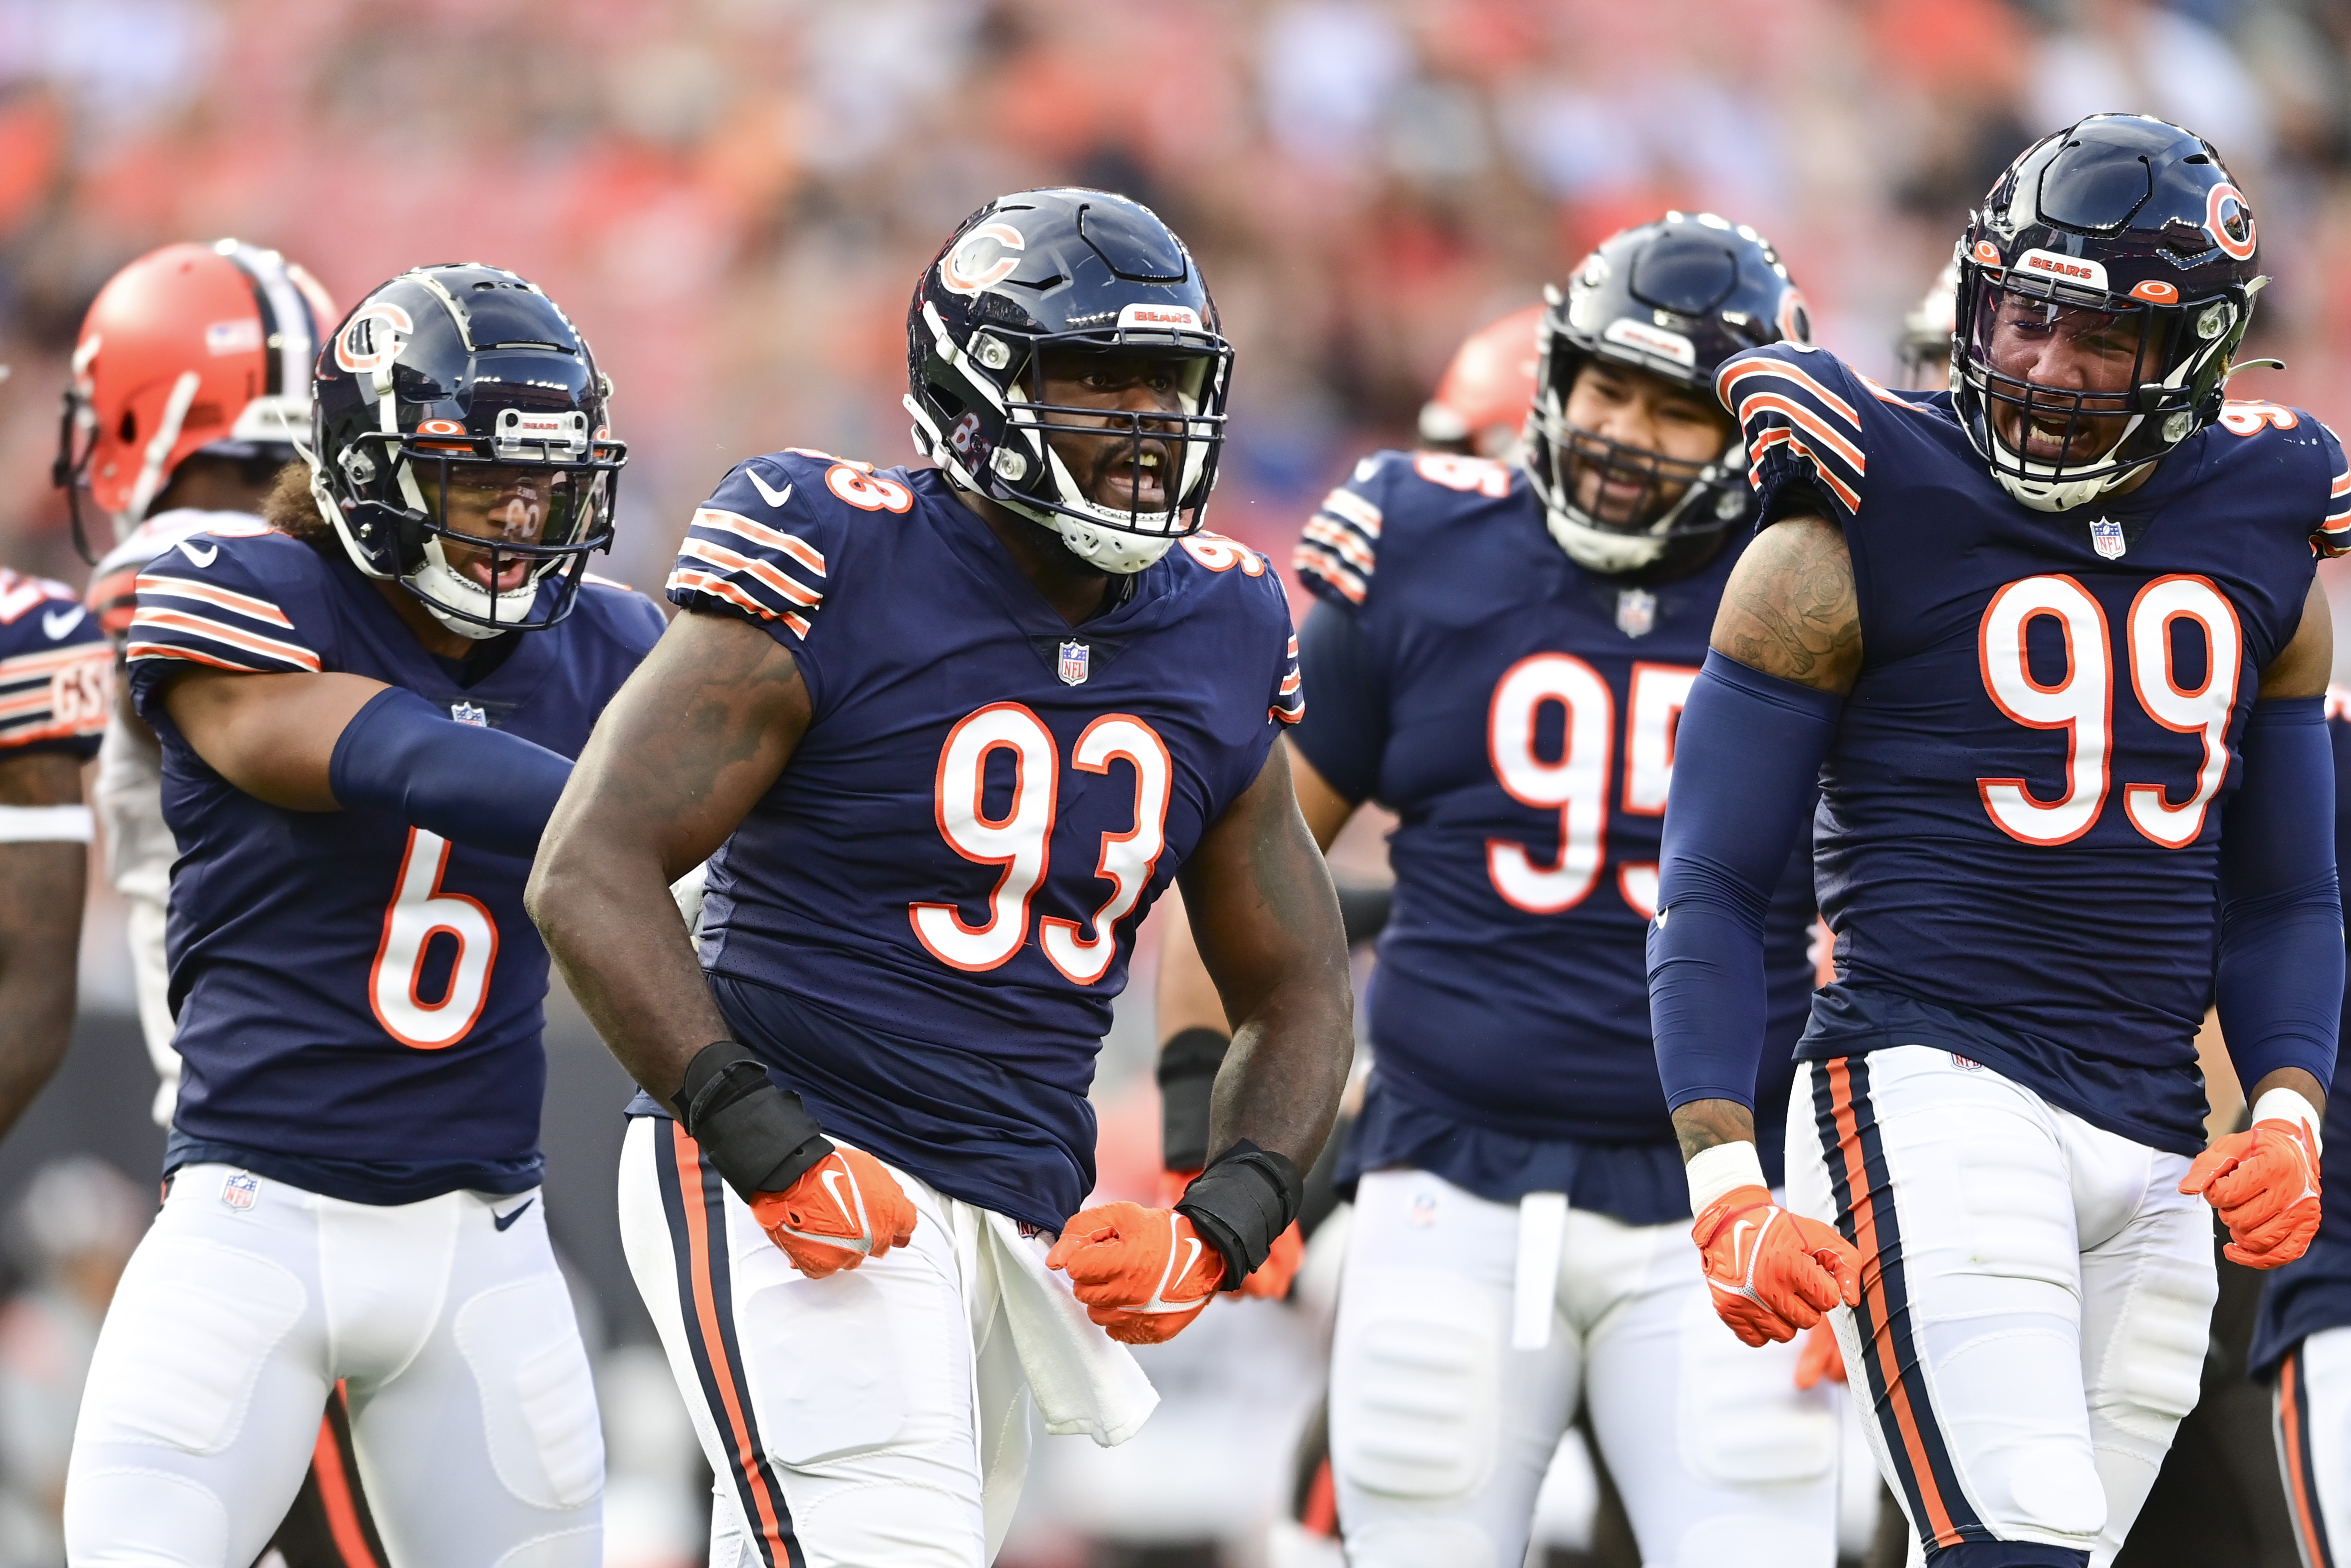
[912,704,1173,983]
[1977,573,2241,848]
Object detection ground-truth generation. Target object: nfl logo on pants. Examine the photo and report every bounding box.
[1058,640,1090,686]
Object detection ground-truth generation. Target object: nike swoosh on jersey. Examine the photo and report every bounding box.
[178,540,219,568]
[41,606,85,641]
[744,467,793,510]
[492,1197,535,1231]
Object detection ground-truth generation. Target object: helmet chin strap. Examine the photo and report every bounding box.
[409,537,542,640]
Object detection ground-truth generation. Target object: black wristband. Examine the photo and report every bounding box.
[1175,1138,1304,1288]
[673,1041,834,1203]
[1156,1028,1229,1171]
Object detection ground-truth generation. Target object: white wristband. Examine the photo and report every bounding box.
[1686,1140,1769,1214]
[0,804,93,843]
[2252,1086,2324,1156]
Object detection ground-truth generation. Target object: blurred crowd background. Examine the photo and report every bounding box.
[2,0,2350,1565]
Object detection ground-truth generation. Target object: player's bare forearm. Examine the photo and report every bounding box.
[0,754,89,1138]
[1672,1097,1758,1163]
[1709,512,1864,694]
[1178,742,1354,1170]
[159,668,390,810]
[2249,1068,2328,1122]
[528,609,810,1110]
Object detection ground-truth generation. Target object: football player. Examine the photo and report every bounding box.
[1175,214,1839,1568]
[1650,113,2341,1568]
[2252,684,2351,1567]
[0,556,110,1136]
[61,264,662,1568]
[62,238,338,1126]
[527,188,1354,1568]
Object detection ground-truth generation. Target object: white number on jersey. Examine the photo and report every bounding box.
[370,829,499,1049]
[1484,656,1699,915]
[1976,573,2243,848]
[911,704,1176,981]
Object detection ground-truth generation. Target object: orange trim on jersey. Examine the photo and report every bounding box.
[0,643,111,679]
[126,607,321,671]
[1293,543,1367,604]
[666,568,783,629]
[1301,515,1376,573]
[1301,1455,1339,1537]
[668,1122,794,1556]
[1825,1059,1964,1550]
[1318,486,1383,537]
[1732,391,1867,476]
[133,572,297,628]
[1717,357,1863,429]
[695,508,828,577]
[122,641,270,673]
[679,536,823,609]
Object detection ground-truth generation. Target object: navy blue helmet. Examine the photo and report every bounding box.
[1954,113,2263,511]
[308,264,624,637]
[1526,212,1810,578]
[906,189,1231,573]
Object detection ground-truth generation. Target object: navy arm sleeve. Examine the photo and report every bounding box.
[1648,651,1843,1112]
[328,685,574,861]
[1284,599,1388,806]
[2214,697,2342,1096]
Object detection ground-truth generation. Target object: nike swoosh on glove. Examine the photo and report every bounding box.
[748,1148,917,1279]
[1158,1168,1303,1301]
[1794,1320,1848,1390]
[1047,1201,1227,1344]
[1692,1185,1862,1347]
[2181,1119,2322,1268]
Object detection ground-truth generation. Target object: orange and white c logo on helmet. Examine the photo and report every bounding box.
[334,302,415,376]
[1776,286,1813,345]
[941,223,1025,297]
[1973,239,2003,266]
[2206,183,2256,261]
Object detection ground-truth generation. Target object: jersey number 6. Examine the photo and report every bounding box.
[911,703,1173,983]
[370,828,500,1049]
[1978,573,2241,848]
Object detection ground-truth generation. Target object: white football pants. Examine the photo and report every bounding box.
[1786,1046,2217,1568]
[64,1164,603,1568]
[2275,1324,2351,1568]
[617,1118,1048,1568]
[1328,1167,1843,1568]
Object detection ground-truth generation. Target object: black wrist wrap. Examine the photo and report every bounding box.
[1175,1138,1304,1288]
[1155,1028,1230,1171]
[674,1042,833,1203]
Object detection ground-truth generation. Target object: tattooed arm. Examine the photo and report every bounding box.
[527,609,811,1109]
[1711,511,1864,694]
[1176,740,1356,1172]
[1661,511,1861,1163]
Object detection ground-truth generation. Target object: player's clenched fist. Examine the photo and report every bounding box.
[1049,1202,1227,1343]
[1692,1185,1862,1346]
[1159,1168,1303,1300]
[750,1148,918,1279]
[2181,1091,2323,1268]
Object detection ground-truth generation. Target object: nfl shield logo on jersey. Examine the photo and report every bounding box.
[1057,641,1090,686]
[220,1171,258,1210]
[451,701,488,726]
[2090,517,2126,560]
[1616,587,1657,639]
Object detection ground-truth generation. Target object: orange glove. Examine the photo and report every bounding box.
[1047,1201,1227,1344]
[747,1148,917,1279]
[1158,1168,1302,1300]
[2181,1096,2323,1268]
[1795,1320,1848,1389]
[1692,1185,1862,1347]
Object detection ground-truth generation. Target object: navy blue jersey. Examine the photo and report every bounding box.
[659,451,1301,1229]
[2251,690,2351,1374]
[125,523,664,1203]
[0,566,110,761]
[1725,343,2343,1156]
[1293,450,1818,1220]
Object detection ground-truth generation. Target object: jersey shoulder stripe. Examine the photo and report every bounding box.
[1273,630,1305,725]
[0,568,111,752]
[1294,453,1404,608]
[666,452,863,643]
[1717,347,1868,515]
[2316,419,2351,558]
[125,532,327,675]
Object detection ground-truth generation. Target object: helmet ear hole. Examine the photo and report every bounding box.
[119,411,136,444]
